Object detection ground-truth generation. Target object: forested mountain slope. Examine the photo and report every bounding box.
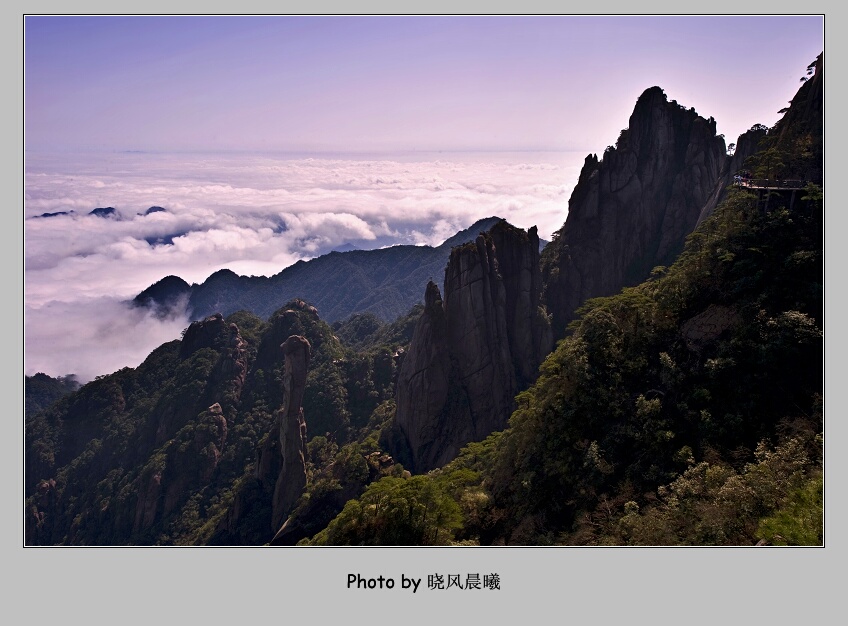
[305,55,824,546]
[25,54,823,547]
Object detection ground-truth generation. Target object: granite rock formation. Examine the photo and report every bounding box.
[178,312,230,359]
[152,314,247,448]
[696,126,767,225]
[392,220,552,473]
[134,402,229,534]
[541,86,726,338]
[254,334,312,532]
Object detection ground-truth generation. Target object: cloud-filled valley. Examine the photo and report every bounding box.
[25,150,582,381]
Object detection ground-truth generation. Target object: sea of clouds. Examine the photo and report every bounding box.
[24,150,584,382]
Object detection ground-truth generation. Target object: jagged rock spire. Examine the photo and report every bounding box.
[392,220,552,473]
[253,334,312,533]
[541,86,726,337]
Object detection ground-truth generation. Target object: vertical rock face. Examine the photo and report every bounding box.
[153,314,247,448]
[254,334,311,532]
[696,126,767,225]
[212,323,249,410]
[392,280,453,470]
[393,220,552,473]
[489,222,553,388]
[132,401,230,535]
[542,86,726,337]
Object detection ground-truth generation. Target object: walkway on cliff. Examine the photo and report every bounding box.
[733,178,810,212]
[735,178,806,190]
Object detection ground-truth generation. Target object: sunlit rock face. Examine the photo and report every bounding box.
[393,220,552,473]
[542,86,726,338]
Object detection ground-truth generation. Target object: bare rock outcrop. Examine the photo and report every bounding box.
[542,86,727,338]
[132,402,229,534]
[210,323,249,412]
[696,126,767,225]
[152,314,248,449]
[178,312,229,359]
[393,220,552,473]
[255,335,312,533]
[25,479,58,545]
[681,304,740,353]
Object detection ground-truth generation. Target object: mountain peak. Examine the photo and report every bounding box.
[89,207,118,219]
[437,216,505,250]
[542,84,726,337]
[133,217,520,324]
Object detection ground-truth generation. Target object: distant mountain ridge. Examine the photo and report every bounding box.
[25,53,823,547]
[30,205,169,219]
[134,216,540,324]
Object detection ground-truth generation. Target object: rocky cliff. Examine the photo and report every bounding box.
[696,126,767,225]
[541,86,727,338]
[700,53,822,225]
[252,335,311,533]
[392,220,552,473]
[273,335,311,529]
[772,53,823,162]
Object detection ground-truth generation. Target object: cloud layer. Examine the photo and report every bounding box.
[25,150,582,382]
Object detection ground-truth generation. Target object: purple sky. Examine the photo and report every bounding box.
[23,14,825,382]
[25,15,823,153]
[15,12,838,604]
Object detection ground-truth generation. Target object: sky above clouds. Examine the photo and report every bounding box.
[25,15,824,153]
[24,150,578,381]
[23,15,824,382]
[25,151,576,299]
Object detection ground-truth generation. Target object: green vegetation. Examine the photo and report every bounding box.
[743,55,822,185]
[25,58,822,547]
[310,154,822,546]
[306,474,462,546]
[24,297,425,545]
[25,373,80,419]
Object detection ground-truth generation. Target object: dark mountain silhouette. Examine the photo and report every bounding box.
[132,275,192,317]
[25,54,823,547]
[33,211,75,218]
[540,86,727,338]
[387,221,552,472]
[134,216,506,324]
[89,207,118,218]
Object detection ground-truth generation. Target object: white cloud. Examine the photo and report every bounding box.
[25,296,190,384]
[25,150,584,380]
